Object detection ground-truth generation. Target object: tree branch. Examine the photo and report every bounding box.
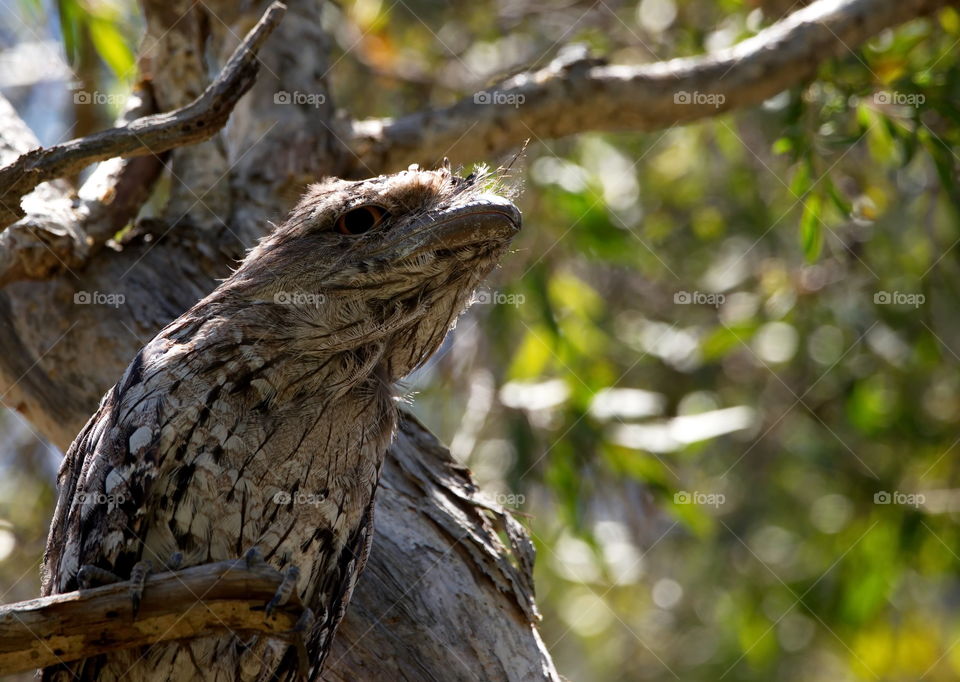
[0,90,165,287]
[0,559,303,675]
[0,1,286,231]
[345,0,952,173]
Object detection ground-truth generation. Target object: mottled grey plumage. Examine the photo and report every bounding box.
[40,166,520,681]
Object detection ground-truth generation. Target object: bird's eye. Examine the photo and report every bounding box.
[335,205,389,235]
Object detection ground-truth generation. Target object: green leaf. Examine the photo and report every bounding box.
[15,0,43,21]
[825,177,852,216]
[56,0,81,66]
[702,325,757,360]
[772,137,793,155]
[800,193,824,262]
[507,328,553,380]
[88,16,135,81]
[789,160,812,199]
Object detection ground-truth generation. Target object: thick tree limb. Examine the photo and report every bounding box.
[345,0,953,173]
[0,1,286,231]
[0,559,303,675]
[212,0,342,244]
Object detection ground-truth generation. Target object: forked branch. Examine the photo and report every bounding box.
[0,1,287,231]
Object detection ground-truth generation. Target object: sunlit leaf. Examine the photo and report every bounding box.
[800,193,823,262]
[88,15,135,81]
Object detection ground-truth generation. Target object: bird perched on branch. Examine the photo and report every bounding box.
[40,163,521,681]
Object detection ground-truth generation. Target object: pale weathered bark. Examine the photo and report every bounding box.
[0,0,950,679]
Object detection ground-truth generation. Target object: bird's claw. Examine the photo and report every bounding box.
[129,559,153,618]
[78,553,179,619]
[265,565,300,619]
[77,565,122,589]
[165,551,183,571]
[126,553,182,617]
[244,547,266,568]
[291,608,315,681]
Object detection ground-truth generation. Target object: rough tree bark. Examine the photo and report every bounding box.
[0,0,950,678]
[1,560,306,674]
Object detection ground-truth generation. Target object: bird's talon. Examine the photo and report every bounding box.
[293,607,315,634]
[265,565,300,618]
[129,559,153,618]
[77,565,122,589]
[291,608,315,681]
[166,552,183,571]
[244,547,265,568]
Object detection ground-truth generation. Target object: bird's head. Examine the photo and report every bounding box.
[219,164,521,381]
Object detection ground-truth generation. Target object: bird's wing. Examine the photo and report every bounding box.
[269,496,376,682]
[312,498,376,679]
[42,349,167,595]
[41,391,110,596]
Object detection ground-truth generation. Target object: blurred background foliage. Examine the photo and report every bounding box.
[2,0,960,680]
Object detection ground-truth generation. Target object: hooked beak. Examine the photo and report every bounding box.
[411,194,521,254]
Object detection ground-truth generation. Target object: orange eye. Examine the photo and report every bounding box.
[335,205,389,235]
